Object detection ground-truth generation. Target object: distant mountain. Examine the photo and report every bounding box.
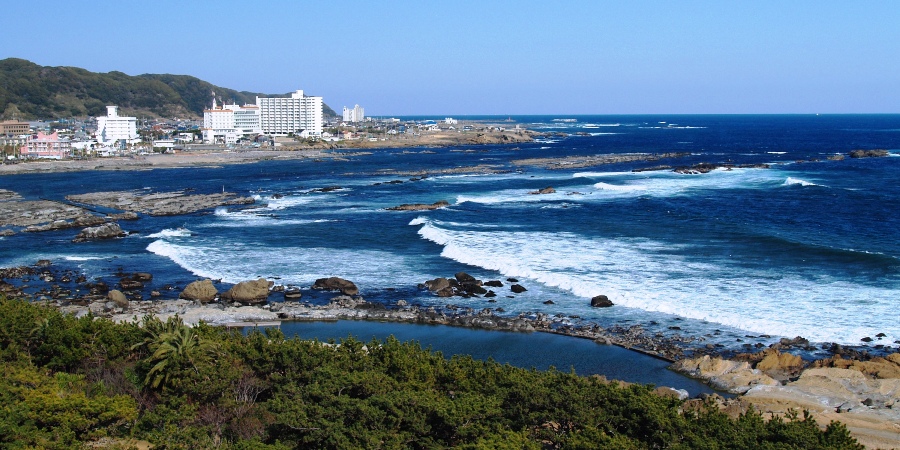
[0,58,338,120]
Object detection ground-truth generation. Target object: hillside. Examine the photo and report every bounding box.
[0,58,338,120]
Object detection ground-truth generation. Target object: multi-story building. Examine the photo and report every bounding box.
[96,106,139,146]
[201,97,261,144]
[257,90,322,137]
[0,120,30,135]
[20,131,71,159]
[342,104,365,123]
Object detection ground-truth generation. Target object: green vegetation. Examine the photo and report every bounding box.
[0,58,339,120]
[0,296,863,449]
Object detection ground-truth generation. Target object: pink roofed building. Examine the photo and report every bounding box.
[20,131,71,159]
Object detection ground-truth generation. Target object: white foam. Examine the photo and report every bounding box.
[147,228,193,238]
[63,255,105,261]
[411,218,898,344]
[767,152,788,155]
[408,216,428,226]
[593,182,648,192]
[146,240,422,288]
[783,177,820,187]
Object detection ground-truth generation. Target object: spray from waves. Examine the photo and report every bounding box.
[411,218,897,344]
[146,240,423,287]
[783,177,821,187]
[63,256,106,261]
[593,182,648,192]
[147,228,193,238]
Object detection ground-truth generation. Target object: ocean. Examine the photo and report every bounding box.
[1,114,898,354]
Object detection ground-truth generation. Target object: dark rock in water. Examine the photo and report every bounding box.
[424,277,451,292]
[119,279,143,290]
[436,287,455,297]
[312,186,342,193]
[455,272,478,283]
[507,278,519,283]
[386,200,449,211]
[284,288,302,300]
[222,278,272,305]
[312,276,359,296]
[861,336,874,343]
[463,283,487,295]
[36,259,52,267]
[133,272,153,282]
[180,279,218,303]
[543,300,555,305]
[590,295,613,307]
[484,280,503,287]
[485,291,497,298]
[0,229,15,237]
[827,154,845,161]
[529,186,556,195]
[72,223,126,243]
[510,284,527,293]
[848,149,889,158]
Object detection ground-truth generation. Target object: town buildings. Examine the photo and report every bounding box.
[0,120,30,135]
[19,131,71,159]
[342,104,365,123]
[95,106,139,146]
[257,90,322,137]
[201,97,261,144]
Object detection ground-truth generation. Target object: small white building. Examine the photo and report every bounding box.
[96,106,139,146]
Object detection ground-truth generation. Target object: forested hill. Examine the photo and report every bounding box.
[0,58,338,120]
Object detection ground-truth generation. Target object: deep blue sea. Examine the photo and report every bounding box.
[2,115,899,352]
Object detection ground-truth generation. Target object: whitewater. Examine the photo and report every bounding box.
[1,114,898,350]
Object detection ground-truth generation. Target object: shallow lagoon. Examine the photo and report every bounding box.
[265,320,719,396]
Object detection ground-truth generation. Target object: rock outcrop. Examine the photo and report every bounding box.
[222,278,272,305]
[312,277,359,296]
[529,187,556,195]
[72,223,126,242]
[386,200,450,211]
[66,190,255,216]
[180,279,218,303]
[848,149,889,158]
[670,355,779,394]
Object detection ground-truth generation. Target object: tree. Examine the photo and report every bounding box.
[132,316,219,390]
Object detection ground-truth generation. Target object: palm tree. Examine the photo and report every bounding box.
[132,316,219,390]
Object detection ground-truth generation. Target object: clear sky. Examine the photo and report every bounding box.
[3,1,898,115]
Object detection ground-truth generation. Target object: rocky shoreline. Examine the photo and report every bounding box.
[3,260,899,447]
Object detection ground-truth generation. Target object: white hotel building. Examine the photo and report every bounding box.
[96,106,139,146]
[202,98,261,144]
[257,90,323,137]
[342,104,365,123]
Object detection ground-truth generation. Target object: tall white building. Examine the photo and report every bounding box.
[257,90,323,137]
[202,96,261,144]
[96,106,138,145]
[342,104,365,123]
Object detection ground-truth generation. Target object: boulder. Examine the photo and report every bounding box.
[670,355,779,394]
[755,350,805,379]
[179,279,218,303]
[590,295,614,307]
[107,289,129,308]
[510,284,527,293]
[484,280,503,287]
[312,277,359,296]
[72,223,126,243]
[529,186,556,195]
[284,288,303,300]
[454,272,478,283]
[133,272,153,282]
[0,229,14,237]
[223,278,272,305]
[424,277,451,292]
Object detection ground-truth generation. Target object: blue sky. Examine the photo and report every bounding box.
[3,1,898,115]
